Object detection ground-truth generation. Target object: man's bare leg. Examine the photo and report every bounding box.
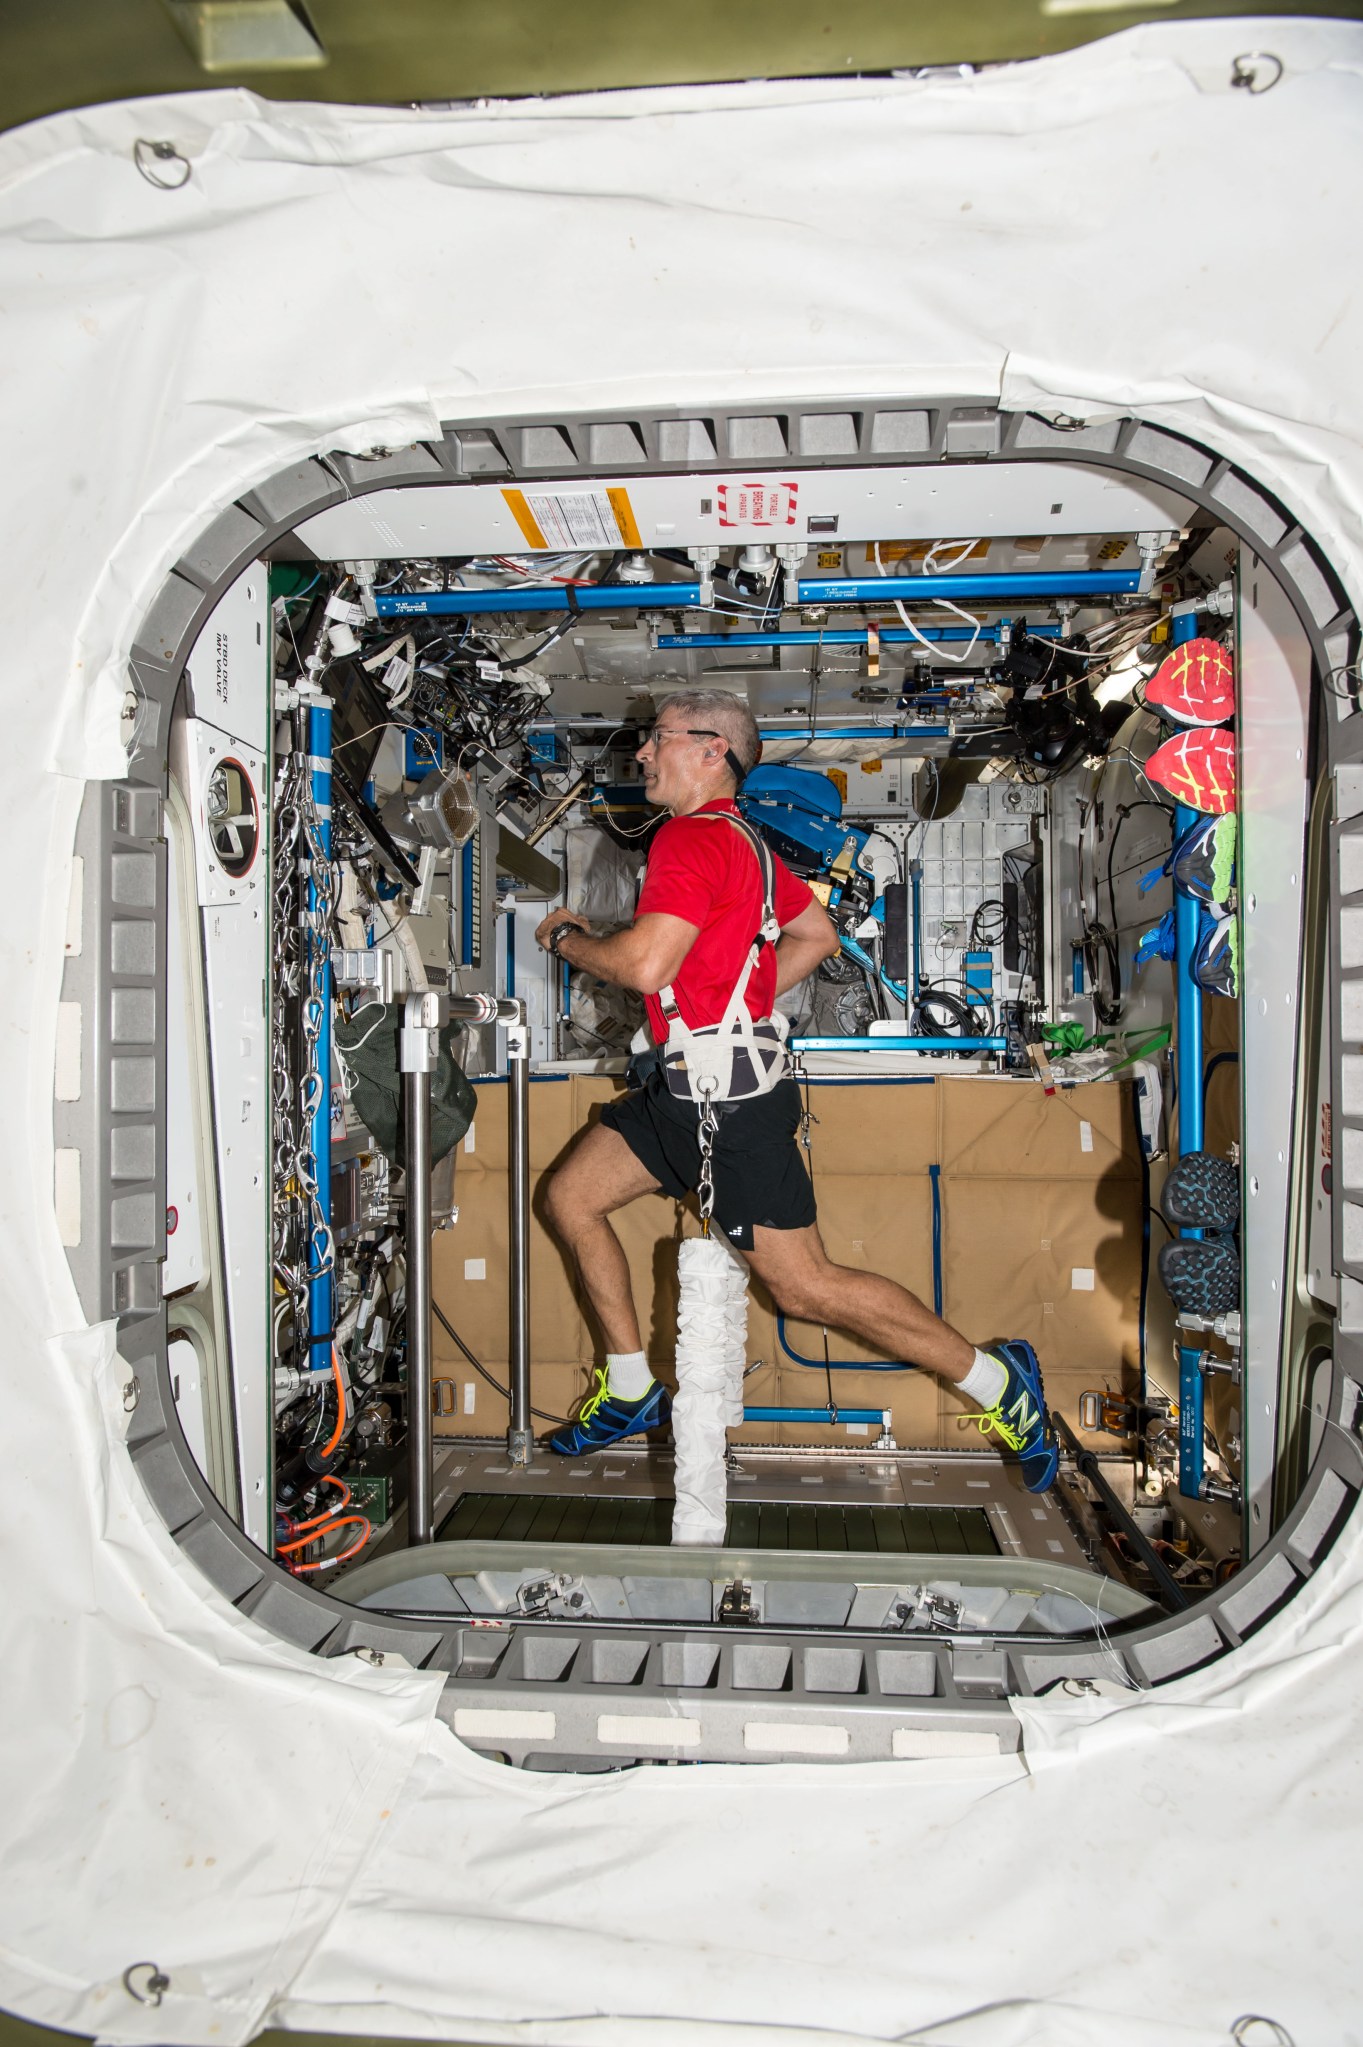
[542,1121,663,1354]
[742,1221,974,1381]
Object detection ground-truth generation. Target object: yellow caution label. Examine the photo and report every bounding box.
[865,539,989,567]
[827,769,848,803]
[860,758,884,774]
[607,487,643,549]
[816,549,842,570]
[1097,537,1128,561]
[502,488,549,550]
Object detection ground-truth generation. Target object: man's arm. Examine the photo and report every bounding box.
[772,898,840,997]
[534,908,700,995]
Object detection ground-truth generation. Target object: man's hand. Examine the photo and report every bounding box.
[530,908,698,994]
[535,909,590,954]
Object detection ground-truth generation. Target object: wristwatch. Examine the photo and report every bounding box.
[546,919,581,957]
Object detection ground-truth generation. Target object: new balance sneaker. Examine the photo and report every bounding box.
[1146,728,1237,815]
[1171,812,1236,910]
[972,1340,1059,1494]
[1192,909,1239,998]
[549,1368,672,1456]
[1145,637,1236,728]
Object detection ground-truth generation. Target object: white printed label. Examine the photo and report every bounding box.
[464,1124,476,1154]
[1071,1268,1096,1291]
[453,1708,555,1741]
[54,1002,82,1102]
[744,1721,849,1757]
[1079,1120,1094,1153]
[892,1728,1002,1759]
[464,1258,486,1281]
[597,1715,701,1748]
[523,489,626,549]
[463,1381,476,1414]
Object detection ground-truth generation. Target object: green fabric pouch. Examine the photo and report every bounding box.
[333,1001,477,1169]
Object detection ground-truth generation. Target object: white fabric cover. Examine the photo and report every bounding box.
[672,1235,749,1544]
[1,18,1363,2043]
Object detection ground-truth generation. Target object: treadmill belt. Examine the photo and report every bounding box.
[435,1492,999,1555]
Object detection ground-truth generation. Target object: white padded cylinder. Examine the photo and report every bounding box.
[672,1234,749,1546]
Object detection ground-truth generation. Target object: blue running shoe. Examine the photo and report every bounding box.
[971,1340,1058,1494]
[550,1368,672,1456]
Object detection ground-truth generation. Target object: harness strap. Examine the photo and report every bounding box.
[656,808,780,1028]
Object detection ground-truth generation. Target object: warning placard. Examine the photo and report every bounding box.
[502,486,642,551]
[716,480,798,528]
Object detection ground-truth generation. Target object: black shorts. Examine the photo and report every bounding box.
[600,1070,817,1250]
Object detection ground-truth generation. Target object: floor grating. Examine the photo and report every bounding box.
[436,1491,1000,1555]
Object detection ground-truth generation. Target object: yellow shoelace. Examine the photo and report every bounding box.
[576,1367,611,1426]
[969,1389,1037,1454]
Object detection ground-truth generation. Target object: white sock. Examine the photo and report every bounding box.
[957,1348,1007,1411]
[606,1349,653,1400]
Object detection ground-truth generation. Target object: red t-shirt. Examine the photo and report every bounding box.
[635,800,814,1042]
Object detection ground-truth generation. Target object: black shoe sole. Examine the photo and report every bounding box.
[1161,1150,1239,1233]
[1158,1237,1240,1316]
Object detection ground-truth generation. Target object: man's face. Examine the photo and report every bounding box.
[636,713,714,810]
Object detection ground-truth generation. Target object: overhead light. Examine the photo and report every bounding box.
[162,0,327,71]
[1094,648,1152,709]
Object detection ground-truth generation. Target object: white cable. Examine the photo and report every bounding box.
[923,536,981,573]
[873,542,982,666]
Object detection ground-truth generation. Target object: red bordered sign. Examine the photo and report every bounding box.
[716,480,798,528]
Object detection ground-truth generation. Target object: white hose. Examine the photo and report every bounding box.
[672,1235,749,1546]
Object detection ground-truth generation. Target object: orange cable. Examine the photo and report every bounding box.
[282,1476,351,1539]
[321,1343,346,1457]
[283,1516,371,1572]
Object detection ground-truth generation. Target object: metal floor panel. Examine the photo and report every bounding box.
[428,1438,1090,1572]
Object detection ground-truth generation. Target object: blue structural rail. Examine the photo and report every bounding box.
[376,570,1140,619]
[654,624,1063,650]
[792,1034,1005,1054]
[743,1407,886,1426]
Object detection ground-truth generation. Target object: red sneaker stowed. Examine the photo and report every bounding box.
[1145,637,1235,728]
[1146,728,1237,814]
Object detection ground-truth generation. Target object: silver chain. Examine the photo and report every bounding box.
[270,741,336,1337]
[696,1085,719,1238]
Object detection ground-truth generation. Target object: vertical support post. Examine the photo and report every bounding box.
[306,700,333,1376]
[506,1017,533,1466]
[400,995,438,1545]
[1170,609,1207,1498]
[909,860,924,1000]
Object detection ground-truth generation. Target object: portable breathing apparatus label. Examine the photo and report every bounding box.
[716,480,798,527]
[502,486,642,551]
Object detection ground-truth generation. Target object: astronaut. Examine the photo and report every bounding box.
[535,690,1057,1536]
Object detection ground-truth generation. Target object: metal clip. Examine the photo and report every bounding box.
[122,1376,140,1413]
[123,1962,170,2007]
[717,1580,754,1624]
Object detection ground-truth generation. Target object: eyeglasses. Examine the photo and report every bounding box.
[638,725,722,748]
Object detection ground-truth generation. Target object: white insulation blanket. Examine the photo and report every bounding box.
[2,17,1363,2045]
[672,1235,749,1543]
